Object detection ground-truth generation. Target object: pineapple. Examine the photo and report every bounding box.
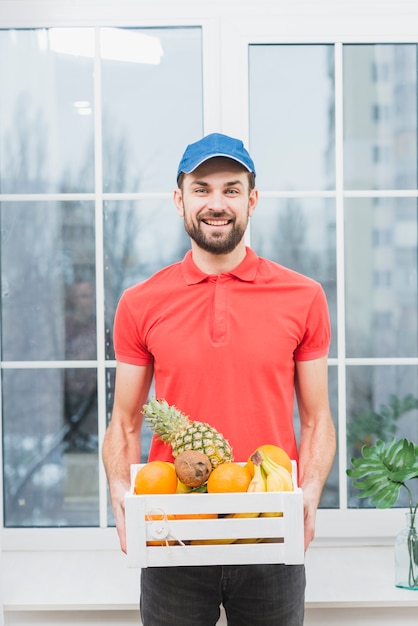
[142,398,234,468]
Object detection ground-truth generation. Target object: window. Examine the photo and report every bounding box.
[1,14,418,537]
[248,42,418,513]
[1,26,202,527]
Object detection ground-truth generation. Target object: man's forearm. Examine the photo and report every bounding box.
[298,414,336,549]
[299,412,335,493]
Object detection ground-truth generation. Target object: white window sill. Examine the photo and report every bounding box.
[2,519,418,611]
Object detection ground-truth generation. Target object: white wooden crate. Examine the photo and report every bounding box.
[125,462,304,568]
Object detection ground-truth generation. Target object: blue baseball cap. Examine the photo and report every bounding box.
[177,133,256,180]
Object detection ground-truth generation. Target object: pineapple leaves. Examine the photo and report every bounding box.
[347,438,418,509]
[142,398,234,467]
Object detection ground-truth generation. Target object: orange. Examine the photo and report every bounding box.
[207,462,252,493]
[246,444,292,477]
[134,461,177,494]
[174,513,218,520]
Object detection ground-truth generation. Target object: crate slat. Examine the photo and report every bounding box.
[141,542,291,567]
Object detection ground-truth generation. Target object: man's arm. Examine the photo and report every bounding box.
[102,361,154,553]
[294,355,336,551]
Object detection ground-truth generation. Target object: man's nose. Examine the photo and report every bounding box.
[207,191,226,210]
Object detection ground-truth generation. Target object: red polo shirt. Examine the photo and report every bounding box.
[114,247,330,463]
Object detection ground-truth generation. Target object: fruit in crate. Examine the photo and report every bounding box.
[143,398,234,468]
[246,444,292,476]
[176,478,193,493]
[247,457,266,492]
[247,450,293,493]
[207,462,252,493]
[174,450,212,488]
[259,449,293,491]
[134,461,177,494]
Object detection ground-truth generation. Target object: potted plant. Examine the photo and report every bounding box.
[347,437,418,590]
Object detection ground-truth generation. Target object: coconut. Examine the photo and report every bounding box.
[174,450,212,488]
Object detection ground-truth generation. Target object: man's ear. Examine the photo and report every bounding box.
[248,188,258,217]
[173,188,184,217]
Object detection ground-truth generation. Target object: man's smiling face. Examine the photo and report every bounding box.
[175,157,257,255]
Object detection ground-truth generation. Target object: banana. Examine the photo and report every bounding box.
[275,464,293,491]
[176,479,193,493]
[265,466,285,491]
[260,511,284,517]
[225,512,260,519]
[247,454,267,492]
[258,450,293,492]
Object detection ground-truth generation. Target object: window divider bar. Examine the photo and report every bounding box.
[92,27,109,530]
[334,41,348,510]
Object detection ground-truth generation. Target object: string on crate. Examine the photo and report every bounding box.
[146,507,186,548]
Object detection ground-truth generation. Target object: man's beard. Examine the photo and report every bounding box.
[184,211,248,255]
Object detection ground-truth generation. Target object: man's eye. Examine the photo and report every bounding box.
[195,188,207,193]
[226,189,239,194]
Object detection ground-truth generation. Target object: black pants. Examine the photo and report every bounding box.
[140,563,305,625]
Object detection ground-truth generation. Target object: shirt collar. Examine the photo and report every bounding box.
[181,247,259,285]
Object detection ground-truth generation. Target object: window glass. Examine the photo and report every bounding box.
[1,199,97,527]
[103,199,190,360]
[347,365,418,508]
[1,201,96,362]
[3,368,99,527]
[345,197,418,358]
[0,29,95,193]
[248,41,418,511]
[250,197,337,358]
[343,44,417,190]
[101,27,202,193]
[249,44,335,191]
[324,366,339,508]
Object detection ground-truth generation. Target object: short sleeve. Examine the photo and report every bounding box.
[113,292,154,366]
[294,285,331,362]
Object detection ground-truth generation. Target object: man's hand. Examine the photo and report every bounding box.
[302,483,319,551]
[110,480,130,554]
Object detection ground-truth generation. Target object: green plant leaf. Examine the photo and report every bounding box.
[390,469,418,483]
[347,437,418,509]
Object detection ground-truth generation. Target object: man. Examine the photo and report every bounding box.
[102,133,336,625]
